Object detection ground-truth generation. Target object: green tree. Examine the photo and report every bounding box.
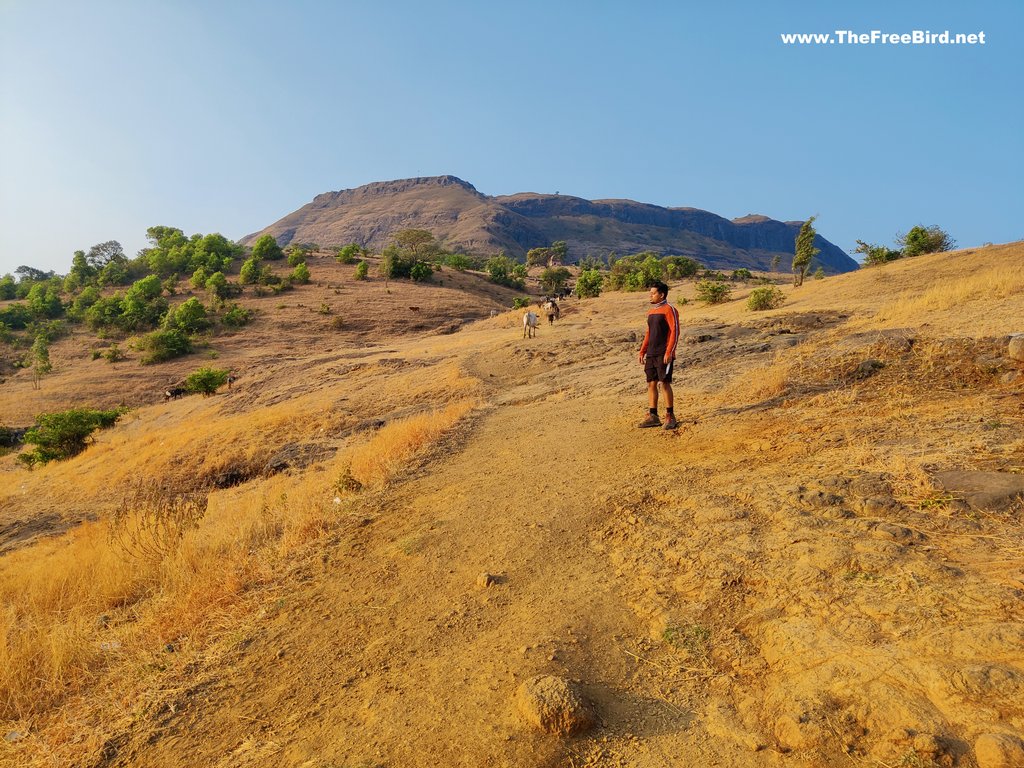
[205,271,231,301]
[335,243,364,264]
[0,274,16,300]
[771,254,781,273]
[26,283,63,318]
[663,256,700,279]
[163,297,210,335]
[393,229,439,260]
[239,256,262,285]
[18,408,122,465]
[792,216,820,287]
[184,366,229,396]
[897,225,955,258]
[138,329,191,364]
[409,261,433,282]
[539,266,571,294]
[290,262,311,284]
[854,240,900,266]
[31,334,52,389]
[549,241,569,265]
[120,275,168,331]
[286,245,309,266]
[354,260,369,280]
[485,254,526,289]
[251,234,284,261]
[526,247,551,267]
[575,269,603,298]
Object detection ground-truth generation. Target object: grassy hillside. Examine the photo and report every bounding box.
[1,243,1023,767]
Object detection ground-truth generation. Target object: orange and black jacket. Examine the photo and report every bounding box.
[639,300,680,360]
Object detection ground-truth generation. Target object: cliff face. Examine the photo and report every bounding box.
[242,176,859,273]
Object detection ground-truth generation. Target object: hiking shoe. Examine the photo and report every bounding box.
[664,415,679,430]
[638,414,661,428]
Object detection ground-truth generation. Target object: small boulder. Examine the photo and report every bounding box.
[516,675,595,736]
[975,733,1024,768]
[476,572,498,589]
[1007,334,1024,362]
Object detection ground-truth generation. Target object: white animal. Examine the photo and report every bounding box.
[523,311,538,338]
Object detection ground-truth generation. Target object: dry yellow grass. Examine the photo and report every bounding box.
[870,260,1024,328]
[346,400,476,488]
[0,382,478,721]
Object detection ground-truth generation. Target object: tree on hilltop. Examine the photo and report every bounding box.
[251,234,284,261]
[792,216,820,287]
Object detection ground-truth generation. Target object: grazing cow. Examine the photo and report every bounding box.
[542,299,560,325]
[165,387,186,400]
[522,311,538,338]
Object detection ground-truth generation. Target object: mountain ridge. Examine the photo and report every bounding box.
[243,176,859,274]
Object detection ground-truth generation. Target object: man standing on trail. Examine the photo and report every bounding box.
[637,281,679,430]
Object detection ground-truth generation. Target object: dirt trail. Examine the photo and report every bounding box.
[96,300,1024,768]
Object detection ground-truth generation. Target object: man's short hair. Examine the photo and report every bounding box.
[652,281,669,298]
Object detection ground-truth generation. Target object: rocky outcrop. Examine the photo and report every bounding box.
[241,176,859,274]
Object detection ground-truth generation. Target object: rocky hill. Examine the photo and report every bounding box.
[242,175,859,274]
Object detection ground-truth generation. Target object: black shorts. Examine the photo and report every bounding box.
[645,356,673,383]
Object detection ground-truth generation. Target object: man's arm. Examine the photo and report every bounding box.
[663,304,680,363]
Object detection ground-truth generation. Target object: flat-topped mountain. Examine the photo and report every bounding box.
[242,175,859,273]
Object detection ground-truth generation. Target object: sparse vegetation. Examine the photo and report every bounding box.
[17,408,122,465]
[137,328,191,364]
[575,269,603,298]
[184,366,230,396]
[747,285,786,311]
[694,279,732,304]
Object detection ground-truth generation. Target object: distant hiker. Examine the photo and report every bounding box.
[637,281,679,430]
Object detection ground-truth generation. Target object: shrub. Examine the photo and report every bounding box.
[335,243,363,264]
[731,268,753,281]
[162,297,210,335]
[443,253,473,271]
[354,261,369,280]
[663,256,701,279]
[239,256,261,285]
[286,247,308,267]
[190,266,210,289]
[290,262,311,284]
[138,329,191,364]
[0,303,32,330]
[103,344,127,363]
[695,280,732,304]
[898,225,955,257]
[746,286,785,311]
[183,366,229,396]
[813,267,826,280]
[575,269,603,298]
[17,408,122,465]
[485,254,526,290]
[409,261,433,282]
[221,303,252,327]
[512,297,531,309]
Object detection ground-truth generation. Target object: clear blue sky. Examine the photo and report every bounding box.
[1,0,1021,275]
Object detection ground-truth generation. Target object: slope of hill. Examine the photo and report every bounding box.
[241,176,859,274]
[1,243,1023,768]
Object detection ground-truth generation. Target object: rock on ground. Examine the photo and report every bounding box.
[516,675,595,736]
[975,733,1024,768]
